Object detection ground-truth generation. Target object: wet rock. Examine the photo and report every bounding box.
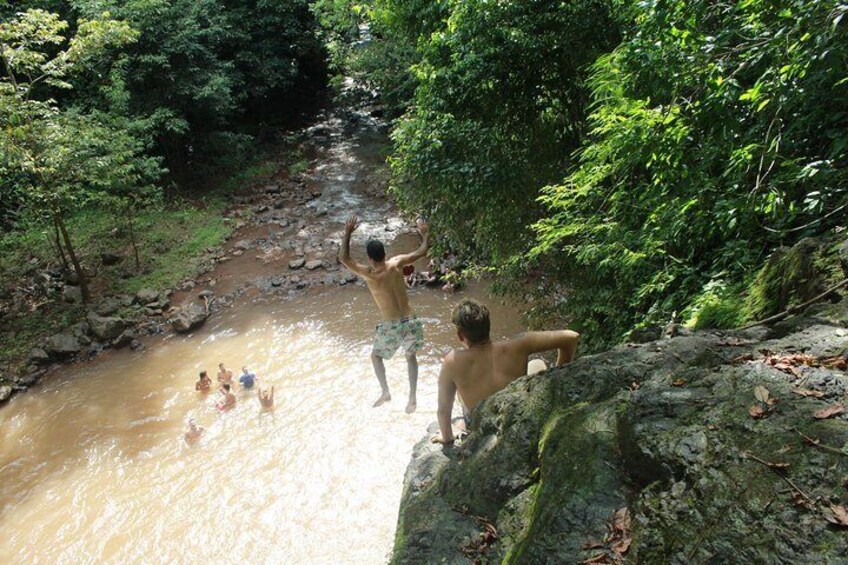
[63,285,83,304]
[28,348,50,365]
[234,239,252,251]
[0,385,12,404]
[232,250,245,257]
[393,315,848,564]
[135,288,160,305]
[289,258,306,270]
[101,252,123,266]
[87,313,127,341]
[628,326,662,343]
[171,304,208,334]
[130,339,143,351]
[305,260,324,271]
[45,333,82,357]
[112,330,135,349]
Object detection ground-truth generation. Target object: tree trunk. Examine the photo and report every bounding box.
[55,212,90,304]
[52,215,70,270]
[127,205,140,270]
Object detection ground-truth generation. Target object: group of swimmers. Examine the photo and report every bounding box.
[184,363,275,444]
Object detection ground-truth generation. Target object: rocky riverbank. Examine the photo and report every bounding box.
[0,95,402,405]
[392,293,848,563]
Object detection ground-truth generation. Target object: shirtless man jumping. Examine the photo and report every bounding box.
[433,299,580,444]
[340,213,429,413]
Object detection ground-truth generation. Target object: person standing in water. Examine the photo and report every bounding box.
[184,419,204,444]
[217,363,234,386]
[217,383,236,411]
[195,371,212,393]
[239,366,257,390]
[340,213,430,413]
[258,386,274,410]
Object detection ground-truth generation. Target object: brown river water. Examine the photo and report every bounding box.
[0,101,526,563]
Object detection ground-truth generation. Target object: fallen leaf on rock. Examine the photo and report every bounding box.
[582,541,605,551]
[813,404,845,420]
[793,388,825,399]
[825,504,848,527]
[732,353,755,364]
[821,354,848,370]
[749,405,768,419]
[754,385,770,404]
[611,537,632,554]
[672,378,686,387]
[707,424,717,431]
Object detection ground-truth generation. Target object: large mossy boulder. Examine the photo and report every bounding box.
[393,305,848,563]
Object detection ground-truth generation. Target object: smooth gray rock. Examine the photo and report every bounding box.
[0,385,12,403]
[135,288,160,305]
[234,239,252,251]
[62,285,83,304]
[171,304,208,334]
[87,313,127,341]
[95,298,121,316]
[305,260,324,271]
[289,258,306,270]
[28,348,50,365]
[44,333,82,356]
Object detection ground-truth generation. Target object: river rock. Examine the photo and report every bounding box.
[44,333,82,357]
[289,258,306,270]
[392,302,848,564]
[28,348,50,365]
[135,288,160,305]
[95,298,121,316]
[171,304,208,334]
[0,385,12,404]
[62,285,83,304]
[101,252,123,266]
[87,313,127,341]
[627,326,662,343]
[63,270,80,285]
[234,239,252,251]
[305,260,324,271]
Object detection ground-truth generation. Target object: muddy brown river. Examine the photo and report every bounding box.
[0,103,525,563]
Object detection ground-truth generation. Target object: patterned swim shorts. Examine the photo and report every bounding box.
[373,316,424,359]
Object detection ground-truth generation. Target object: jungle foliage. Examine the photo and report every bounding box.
[1,1,324,302]
[318,0,848,350]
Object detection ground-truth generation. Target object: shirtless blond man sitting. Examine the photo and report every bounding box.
[433,299,580,445]
[340,213,429,413]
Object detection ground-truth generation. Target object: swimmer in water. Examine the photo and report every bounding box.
[216,383,236,411]
[258,386,274,410]
[239,366,257,390]
[217,363,234,386]
[195,370,212,393]
[184,419,204,444]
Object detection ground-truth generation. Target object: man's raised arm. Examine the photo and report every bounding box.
[514,330,580,366]
[339,213,369,276]
[392,218,430,267]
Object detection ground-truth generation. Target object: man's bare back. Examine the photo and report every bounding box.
[361,259,413,321]
[435,300,580,444]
